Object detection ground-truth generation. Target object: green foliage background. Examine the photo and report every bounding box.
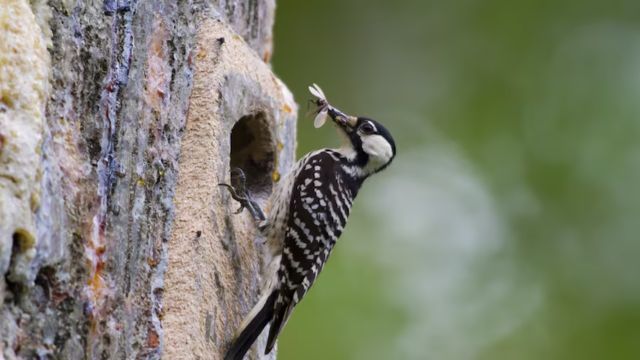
[272,1,640,359]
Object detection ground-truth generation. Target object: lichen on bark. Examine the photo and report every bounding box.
[0,0,50,292]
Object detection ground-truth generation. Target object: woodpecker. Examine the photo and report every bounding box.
[222,84,396,360]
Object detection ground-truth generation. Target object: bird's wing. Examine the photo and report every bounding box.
[264,151,352,353]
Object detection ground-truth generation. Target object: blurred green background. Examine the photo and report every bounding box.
[272,0,640,359]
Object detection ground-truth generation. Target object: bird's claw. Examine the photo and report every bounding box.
[219,169,266,223]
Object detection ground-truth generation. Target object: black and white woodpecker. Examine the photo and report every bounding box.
[221,84,396,360]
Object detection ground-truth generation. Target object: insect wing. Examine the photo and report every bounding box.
[308,83,326,100]
[313,109,328,128]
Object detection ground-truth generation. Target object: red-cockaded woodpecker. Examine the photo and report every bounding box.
[222,84,396,360]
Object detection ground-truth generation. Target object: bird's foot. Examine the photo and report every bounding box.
[219,168,267,227]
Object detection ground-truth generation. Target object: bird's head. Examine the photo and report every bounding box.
[309,84,396,176]
[331,114,396,176]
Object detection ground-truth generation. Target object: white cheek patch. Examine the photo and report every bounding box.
[362,134,393,166]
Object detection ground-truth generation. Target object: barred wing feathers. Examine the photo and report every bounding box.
[264,151,356,353]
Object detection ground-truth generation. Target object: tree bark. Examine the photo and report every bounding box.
[0,1,296,359]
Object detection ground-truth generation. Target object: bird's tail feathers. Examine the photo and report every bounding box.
[264,302,293,355]
[224,290,278,360]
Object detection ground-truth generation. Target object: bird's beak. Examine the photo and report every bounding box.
[327,108,357,131]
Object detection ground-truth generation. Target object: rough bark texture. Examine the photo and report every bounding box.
[0,1,296,359]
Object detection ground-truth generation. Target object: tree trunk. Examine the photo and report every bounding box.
[0,1,296,359]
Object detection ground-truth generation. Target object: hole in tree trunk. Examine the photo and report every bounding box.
[230,113,275,197]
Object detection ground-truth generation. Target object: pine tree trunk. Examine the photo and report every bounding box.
[0,1,296,359]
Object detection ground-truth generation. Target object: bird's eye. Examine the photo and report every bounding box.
[360,123,375,134]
